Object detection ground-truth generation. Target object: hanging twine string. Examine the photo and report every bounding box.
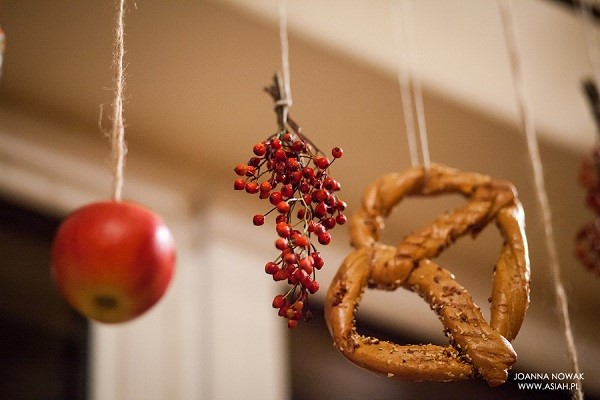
[405,0,431,171]
[276,0,293,128]
[498,2,583,399]
[110,0,128,201]
[390,0,418,167]
[389,0,431,170]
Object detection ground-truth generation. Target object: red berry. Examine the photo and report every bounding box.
[234,164,247,176]
[314,202,327,218]
[292,268,308,282]
[322,217,336,230]
[276,222,291,238]
[287,272,300,285]
[265,262,279,275]
[336,214,348,225]
[318,232,331,245]
[291,140,305,152]
[336,200,347,211]
[275,238,288,250]
[253,214,265,226]
[298,257,313,273]
[294,235,310,248]
[248,157,261,167]
[329,194,340,206]
[299,183,310,194]
[272,294,286,308]
[277,201,290,214]
[245,165,256,176]
[293,300,304,311]
[314,157,330,169]
[291,171,303,183]
[245,182,259,194]
[281,184,294,198]
[331,147,343,158]
[323,177,337,191]
[259,181,272,193]
[287,319,298,329]
[274,162,286,175]
[312,223,326,235]
[275,173,285,183]
[274,149,287,161]
[286,158,300,171]
[253,143,267,156]
[234,178,246,190]
[312,190,327,203]
[285,307,295,319]
[302,167,315,179]
[273,269,289,281]
[283,253,297,266]
[278,304,289,316]
[306,280,320,294]
[269,192,283,206]
[271,138,282,149]
[311,252,324,269]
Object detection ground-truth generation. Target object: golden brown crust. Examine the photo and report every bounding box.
[406,259,516,387]
[325,163,530,386]
[490,202,530,341]
[325,246,475,382]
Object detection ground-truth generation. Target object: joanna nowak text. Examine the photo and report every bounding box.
[513,372,584,391]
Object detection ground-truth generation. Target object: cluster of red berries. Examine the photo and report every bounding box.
[575,146,600,276]
[234,131,346,328]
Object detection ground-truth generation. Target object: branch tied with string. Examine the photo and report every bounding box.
[233,73,347,328]
[231,0,347,328]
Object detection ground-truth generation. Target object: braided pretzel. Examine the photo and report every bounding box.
[325,163,530,387]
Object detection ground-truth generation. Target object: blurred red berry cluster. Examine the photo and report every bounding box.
[576,146,600,276]
[234,130,346,328]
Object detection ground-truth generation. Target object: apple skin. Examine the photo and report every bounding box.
[51,201,176,323]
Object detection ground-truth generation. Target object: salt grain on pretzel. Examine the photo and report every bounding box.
[325,163,530,386]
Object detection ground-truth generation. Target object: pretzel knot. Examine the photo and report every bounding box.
[325,164,530,387]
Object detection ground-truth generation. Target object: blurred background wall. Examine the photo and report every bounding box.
[0,1,598,399]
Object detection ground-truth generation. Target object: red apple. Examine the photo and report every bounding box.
[51,201,176,323]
